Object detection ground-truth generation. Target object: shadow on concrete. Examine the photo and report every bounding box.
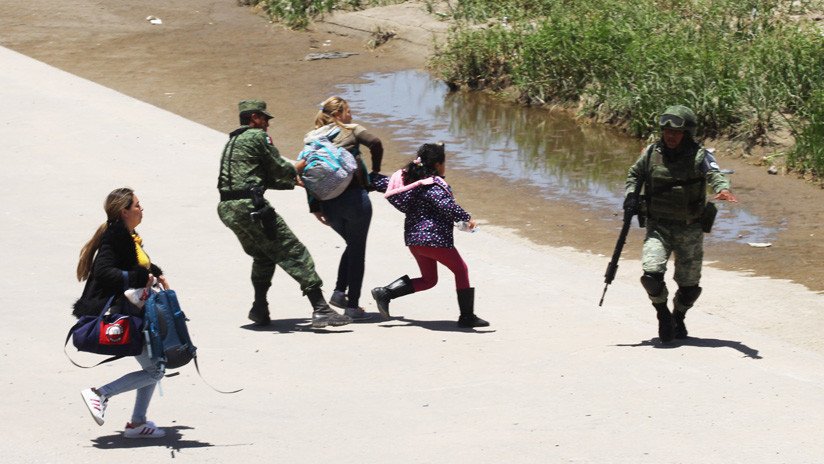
[380,316,497,333]
[240,318,353,334]
[615,337,762,359]
[90,425,214,450]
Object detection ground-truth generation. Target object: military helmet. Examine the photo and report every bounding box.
[659,105,697,137]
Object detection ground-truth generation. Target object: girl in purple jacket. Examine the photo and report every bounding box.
[371,143,489,328]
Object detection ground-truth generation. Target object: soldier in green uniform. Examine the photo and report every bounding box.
[217,100,351,328]
[624,105,738,342]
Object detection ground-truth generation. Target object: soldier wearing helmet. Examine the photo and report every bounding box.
[623,105,738,343]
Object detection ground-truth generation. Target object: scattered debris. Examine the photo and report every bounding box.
[304,52,358,61]
[748,242,772,248]
[368,27,397,49]
[146,16,163,25]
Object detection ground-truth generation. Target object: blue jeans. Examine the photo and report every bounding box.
[97,347,165,424]
[321,188,373,308]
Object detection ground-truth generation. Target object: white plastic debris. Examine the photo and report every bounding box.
[747,242,772,248]
[146,16,163,25]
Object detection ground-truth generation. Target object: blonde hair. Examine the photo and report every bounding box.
[76,187,135,281]
[314,96,349,129]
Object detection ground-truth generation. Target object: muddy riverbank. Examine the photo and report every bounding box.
[0,0,821,292]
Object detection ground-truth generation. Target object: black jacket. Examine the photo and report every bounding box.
[72,220,162,318]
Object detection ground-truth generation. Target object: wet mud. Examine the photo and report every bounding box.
[1,0,821,293]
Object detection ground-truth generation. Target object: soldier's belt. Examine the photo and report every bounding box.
[649,216,701,226]
[219,190,254,201]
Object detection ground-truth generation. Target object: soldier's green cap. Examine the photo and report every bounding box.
[238,99,273,119]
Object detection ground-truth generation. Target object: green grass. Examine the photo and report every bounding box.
[247,0,401,29]
[430,0,824,176]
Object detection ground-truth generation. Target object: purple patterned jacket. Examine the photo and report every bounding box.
[375,171,471,248]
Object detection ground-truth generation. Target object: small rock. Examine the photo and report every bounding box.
[767,165,778,175]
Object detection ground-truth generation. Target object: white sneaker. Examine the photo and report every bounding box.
[124,420,166,438]
[81,388,107,426]
[344,306,373,321]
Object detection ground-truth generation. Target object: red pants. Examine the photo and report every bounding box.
[408,245,470,291]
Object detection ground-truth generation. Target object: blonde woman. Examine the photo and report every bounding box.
[305,96,384,320]
[74,187,169,438]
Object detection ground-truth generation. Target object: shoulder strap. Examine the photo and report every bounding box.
[191,357,243,394]
[219,127,250,191]
[64,334,126,368]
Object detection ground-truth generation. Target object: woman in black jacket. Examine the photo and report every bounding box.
[75,187,170,438]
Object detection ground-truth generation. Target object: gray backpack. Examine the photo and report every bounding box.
[298,126,358,200]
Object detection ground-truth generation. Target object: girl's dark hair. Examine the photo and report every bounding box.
[403,143,446,185]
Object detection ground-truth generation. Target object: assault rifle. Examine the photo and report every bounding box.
[599,183,644,307]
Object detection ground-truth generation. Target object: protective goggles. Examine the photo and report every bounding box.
[659,114,687,129]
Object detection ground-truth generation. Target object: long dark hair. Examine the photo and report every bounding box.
[402,143,445,185]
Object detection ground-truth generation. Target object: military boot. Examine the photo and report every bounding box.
[248,301,271,326]
[456,288,489,328]
[673,309,688,339]
[371,275,415,320]
[672,286,701,339]
[653,302,675,343]
[307,288,351,328]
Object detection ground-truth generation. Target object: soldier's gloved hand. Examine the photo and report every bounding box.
[623,192,640,216]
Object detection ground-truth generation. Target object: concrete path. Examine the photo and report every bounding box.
[2,46,824,463]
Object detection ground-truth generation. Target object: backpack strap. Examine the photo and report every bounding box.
[191,356,243,394]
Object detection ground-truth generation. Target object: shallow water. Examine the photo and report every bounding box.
[338,70,778,244]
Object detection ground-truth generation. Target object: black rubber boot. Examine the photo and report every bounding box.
[306,288,351,328]
[248,301,271,326]
[673,309,688,339]
[456,288,489,328]
[653,302,675,343]
[371,275,414,320]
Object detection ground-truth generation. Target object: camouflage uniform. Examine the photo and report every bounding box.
[217,100,349,328]
[624,105,732,341]
[217,124,323,293]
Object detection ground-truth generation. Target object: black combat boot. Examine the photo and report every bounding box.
[371,275,415,320]
[672,286,701,339]
[248,281,271,326]
[306,288,352,328]
[672,310,688,339]
[456,288,489,328]
[248,301,271,326]
[653,302,675,343]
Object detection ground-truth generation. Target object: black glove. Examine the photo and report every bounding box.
[623,192,640,215]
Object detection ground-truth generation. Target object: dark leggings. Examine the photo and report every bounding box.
[408,245,470,292]
[321,188,372,307]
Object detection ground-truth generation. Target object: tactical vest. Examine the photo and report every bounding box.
[645,144,707,222]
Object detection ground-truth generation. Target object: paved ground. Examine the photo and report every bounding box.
[2,45,824,463]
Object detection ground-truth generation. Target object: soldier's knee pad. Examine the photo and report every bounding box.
[675,285,702,307]
[640,272,666,297]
